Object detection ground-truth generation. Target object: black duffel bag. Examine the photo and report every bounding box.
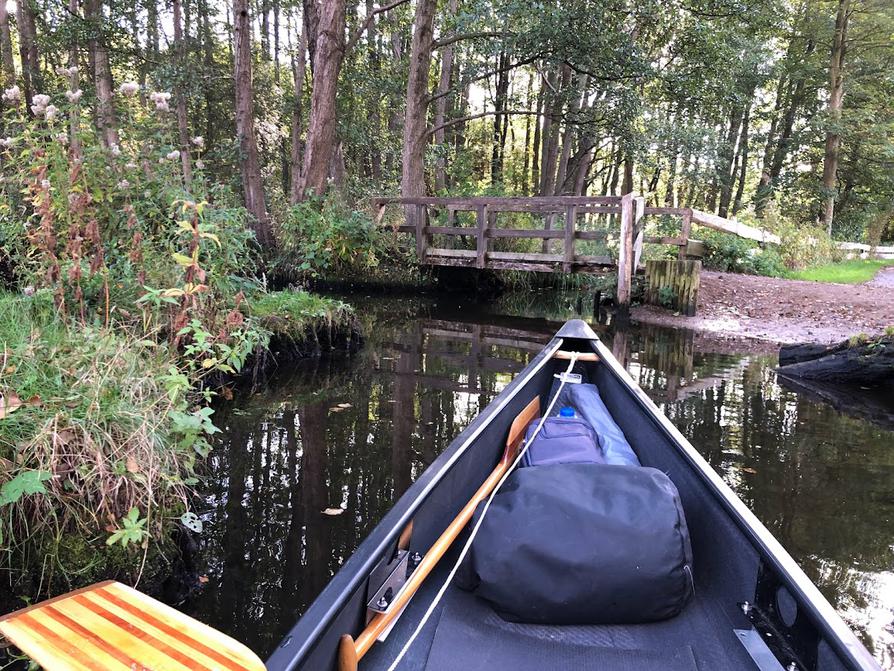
[456,463,694,625]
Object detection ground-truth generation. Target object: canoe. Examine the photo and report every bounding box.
[265,319,878,671]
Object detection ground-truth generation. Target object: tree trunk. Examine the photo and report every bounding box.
[731,104,751,214]
[67,0,82,157]
[16,0,40,107]
[717,105,744,217]
[366,0,383,183]
[303,0,320,72]
[400,0,437,201]
[85,0,118,147]
[521,71,534,194]
[555,74,586,194]
[821,0,850,235]
[288,18,308,204]
[0,1,15,88]
[531,74,544,193]
[233,0,272,246]
[298,0,346,200]
[432,0,458,192]
[490,50,510,186]
[173,0,193,186]
[201,0,215,148]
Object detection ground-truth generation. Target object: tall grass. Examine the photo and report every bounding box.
[0,291,201,586]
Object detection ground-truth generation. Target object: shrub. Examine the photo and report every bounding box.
[277,195,388,276]
[738,204,842,270]
[700,230,786,277]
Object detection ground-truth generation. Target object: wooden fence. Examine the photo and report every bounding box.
[371,195,784,317]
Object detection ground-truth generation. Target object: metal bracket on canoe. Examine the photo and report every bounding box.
[366,550,423,614]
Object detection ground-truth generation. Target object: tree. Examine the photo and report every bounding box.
[233,0,273,247]
[821,0,852,234]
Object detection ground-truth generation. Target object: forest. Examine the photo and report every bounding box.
[1,0,892,250]
[0,0,893,602]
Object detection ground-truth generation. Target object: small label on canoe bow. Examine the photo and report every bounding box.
[554,372,583,384]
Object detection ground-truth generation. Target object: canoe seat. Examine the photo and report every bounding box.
[0,581,266,671]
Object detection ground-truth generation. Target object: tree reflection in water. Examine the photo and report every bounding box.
[184,304,894,666]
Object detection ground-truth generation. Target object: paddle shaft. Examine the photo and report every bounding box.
[340,395,541,669]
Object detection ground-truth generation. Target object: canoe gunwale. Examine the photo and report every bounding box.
[268,318,879,671]
[265,337,564,671]
[590,335,880,671]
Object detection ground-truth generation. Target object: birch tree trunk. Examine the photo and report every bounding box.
[298,0,346,199]
[67,0,81,157]
[233,0,273,246]
[821,0,850,234]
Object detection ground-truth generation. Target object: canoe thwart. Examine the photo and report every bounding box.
[554,350,599,362]
[0,580,266,671]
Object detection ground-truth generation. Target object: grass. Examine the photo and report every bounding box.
[786,259,894,284]
[0,290,200,586]
[249,290,354,339]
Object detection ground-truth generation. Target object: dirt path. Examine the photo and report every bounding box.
[632,270,894,344]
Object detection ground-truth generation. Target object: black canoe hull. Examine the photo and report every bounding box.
[266,320,879,671]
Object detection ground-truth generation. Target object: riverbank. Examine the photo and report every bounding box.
[632,270,894,344]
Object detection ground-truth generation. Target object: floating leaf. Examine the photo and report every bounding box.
[180,511,203,533]
[0,471,53,507]
[321,507,345,516]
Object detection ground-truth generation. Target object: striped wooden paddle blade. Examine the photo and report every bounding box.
[0,581,266,671]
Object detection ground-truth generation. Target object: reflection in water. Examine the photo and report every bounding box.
[184,297,894,667]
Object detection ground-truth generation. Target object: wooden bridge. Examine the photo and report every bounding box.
[372,193,780,317]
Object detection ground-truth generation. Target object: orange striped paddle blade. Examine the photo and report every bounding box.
[0,581,266,671]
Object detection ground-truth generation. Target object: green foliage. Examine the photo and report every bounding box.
[105,508,149,549]
[0,471,53,507]
[250,290,354,340]
[700,230,786,277]
[277,196,389,277]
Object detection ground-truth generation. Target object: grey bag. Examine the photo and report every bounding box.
[457,463,694,625]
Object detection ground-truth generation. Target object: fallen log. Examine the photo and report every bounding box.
[777,336,894,386]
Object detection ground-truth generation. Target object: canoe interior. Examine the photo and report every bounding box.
[266,330,875,671]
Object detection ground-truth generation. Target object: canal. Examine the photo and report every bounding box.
[183,292,894,668]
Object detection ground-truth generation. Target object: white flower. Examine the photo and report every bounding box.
[40,179,51,190]
[3,85,21,104]
[126,161,137,170]
[191,136,204,148]
[109,143,121,157]
[65,89,83,104]
[0,137,13,148]
[117,179,130,189]
[23,286,35,296]
[44,104,59,122]
[32,94,50,108]
[68,193,78,205]
[56,132,69,146]
[195,160,204,169]
[166,149,181,161]
[119,81,140,97]
[56,66,76,79]
[150,91,171,112]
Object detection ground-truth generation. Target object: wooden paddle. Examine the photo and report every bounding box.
[337,394,542,671]
[0,580,266,671]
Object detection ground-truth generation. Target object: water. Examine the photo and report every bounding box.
[184,293,894,667]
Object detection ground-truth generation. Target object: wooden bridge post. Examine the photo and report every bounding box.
[563,205,577,273]
[415,204,429,261]
[476,204,488,269]
[679,209,692,260]
[617,193,635,320]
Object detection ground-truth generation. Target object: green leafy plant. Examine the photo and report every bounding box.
[106,507,149,548]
